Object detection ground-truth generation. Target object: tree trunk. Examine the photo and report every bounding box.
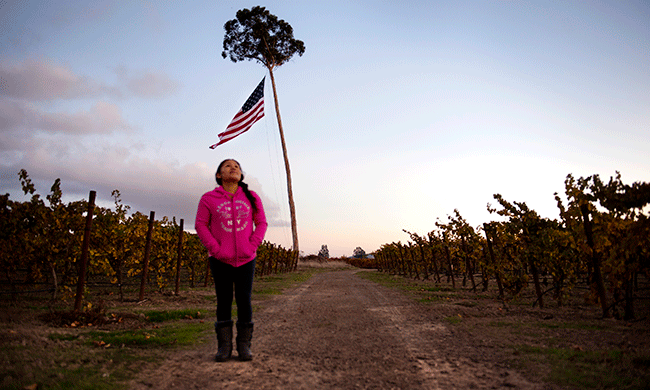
[203,259,210,287]
[50,263,58,302]
[461,236,476,292]
[267,69,299,256]
[483,224,504,299]
[580,205,610,318]
[443,232,456,289]
[117,262,124,302]
[528,257,544,309]
[428,237,441,283]
[417,243,429,280]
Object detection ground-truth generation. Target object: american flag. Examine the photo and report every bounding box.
[210,78,265,149]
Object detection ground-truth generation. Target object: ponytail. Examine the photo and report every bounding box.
[239,181,259,214]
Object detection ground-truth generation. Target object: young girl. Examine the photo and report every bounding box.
[195,159,268,361]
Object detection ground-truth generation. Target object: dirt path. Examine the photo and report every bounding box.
[131,269,547,389]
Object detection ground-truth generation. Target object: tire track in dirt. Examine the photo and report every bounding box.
[131,269,546,389]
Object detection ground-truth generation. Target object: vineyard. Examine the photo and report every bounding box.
[2,170,649,321]
[2,170,650,389]
[0,170,297,310]
[372,172,650,321]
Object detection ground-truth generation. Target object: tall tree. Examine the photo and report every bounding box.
[222,6,305,255]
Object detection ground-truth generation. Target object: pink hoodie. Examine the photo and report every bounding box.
[195,186,268,267]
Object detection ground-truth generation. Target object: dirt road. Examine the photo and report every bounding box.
[131,269,547,389]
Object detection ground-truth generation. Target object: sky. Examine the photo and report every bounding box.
[1,1,649,258]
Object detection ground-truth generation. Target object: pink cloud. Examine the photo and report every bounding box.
[0,59,107,101]
[114,67,180,98]
[0,60,180,102]
[0,97,131,135]
[36,101,132,134]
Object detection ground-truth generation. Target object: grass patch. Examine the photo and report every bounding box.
[253,285,282,296]
[142,308,210,322]
[87,322,211,348]
[532,321,610,331]
[2,336,159,390]
[455,300,479,308]
[47,322,212,349]
[416,285,454,293]
[488,320,524,329]
[418,295,443,303]
[514,345,650,389]
[356,270,402,285]
[7,322,211,389]
[357,271,466,304]
[253,269,315,298]
[444,315,463,325]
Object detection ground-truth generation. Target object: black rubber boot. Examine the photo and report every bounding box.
[214,320,233,362]
[236,322,254,361]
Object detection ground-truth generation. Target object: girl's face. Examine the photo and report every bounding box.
[217,159,242,183]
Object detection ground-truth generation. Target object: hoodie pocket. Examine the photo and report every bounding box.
[240,240,257,258]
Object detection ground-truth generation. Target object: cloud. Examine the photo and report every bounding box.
[240,175,289,228]
[0,59,180,101]
[0,59,111,101]
[0,98,30,131]
[1,98,131,139]
[37,101,132,134]
[0,57,177,165]
[114,66,180,99]
[0,134,286,230]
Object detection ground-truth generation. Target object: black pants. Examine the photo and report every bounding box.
[209,257,256,324]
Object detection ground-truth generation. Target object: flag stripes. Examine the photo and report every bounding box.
[210,78,265,149]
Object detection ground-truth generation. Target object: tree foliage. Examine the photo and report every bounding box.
[318,245,329,259]
[353,247,366,259]
[222,6,305,70]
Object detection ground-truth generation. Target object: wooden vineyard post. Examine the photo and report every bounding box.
[138,211,155,301]
[74,190,96,312]
[174,219,184,296]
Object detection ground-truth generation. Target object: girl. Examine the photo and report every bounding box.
[195,159,268,361]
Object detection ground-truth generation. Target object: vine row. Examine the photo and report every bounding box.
[373,172,650,320]
[1,170,296,308]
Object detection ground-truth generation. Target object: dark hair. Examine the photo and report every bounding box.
[215,159,258,213]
